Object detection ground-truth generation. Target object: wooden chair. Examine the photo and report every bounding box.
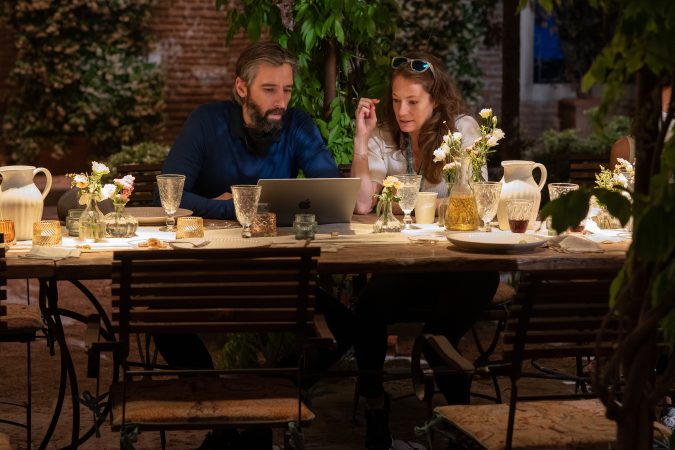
[569,153,608,187]
[89,247,330,449]
[115,163,163,207]
[415,269,670,450]
[0,235,45,449]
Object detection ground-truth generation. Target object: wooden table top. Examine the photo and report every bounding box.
[5,215,629,279]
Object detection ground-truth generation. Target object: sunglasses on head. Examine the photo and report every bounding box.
[391,56,434,75]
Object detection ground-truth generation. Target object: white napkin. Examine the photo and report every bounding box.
[583,219,626,243]
[22,246,81,260]
[548,234,604,253]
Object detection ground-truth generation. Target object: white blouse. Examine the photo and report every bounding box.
[366,115,482,198]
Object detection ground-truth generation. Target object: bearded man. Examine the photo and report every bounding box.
[159,41,339,218]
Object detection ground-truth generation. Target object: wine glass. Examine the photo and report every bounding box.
[472,181,502,232]
[393,174,422,230]
[231,185,262,238]
[156,174,185,232]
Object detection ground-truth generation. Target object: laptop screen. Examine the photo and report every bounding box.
[256,178,361,226]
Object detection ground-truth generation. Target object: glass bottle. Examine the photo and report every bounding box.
[373,200,402,233]
[445,157,480,231]
[104,202,139,238]
[78,196,107,241]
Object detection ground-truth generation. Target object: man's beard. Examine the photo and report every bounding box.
[244,97,285,134]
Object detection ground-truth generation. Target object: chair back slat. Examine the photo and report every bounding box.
[502,270,619,366]
[111,248,320,356]
[116,163,163,207]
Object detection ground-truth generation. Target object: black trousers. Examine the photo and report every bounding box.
[354,271,499,404]
[153,288,356,371]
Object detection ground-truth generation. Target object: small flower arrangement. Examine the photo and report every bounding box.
[67,161,115,205]
[111,175,135,206]
[595,158,635,192]
[374,176,402,216]
[433,108,505,183]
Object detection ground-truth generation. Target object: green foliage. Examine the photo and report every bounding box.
[216,332,297,369]
[0,0,165,164]
[105,141,170,178]
[537,1,675,447]
[540,187,631,233]
[219,0,398,165]
[393,0,499,104]
[522,114,630,183]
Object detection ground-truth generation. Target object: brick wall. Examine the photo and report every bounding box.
[148,1,249,142]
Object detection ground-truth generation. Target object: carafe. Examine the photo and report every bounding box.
[496,160,547,230]
[0,166,52,240]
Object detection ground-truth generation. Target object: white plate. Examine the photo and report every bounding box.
[447,232,548,253]
[125,207,193,225]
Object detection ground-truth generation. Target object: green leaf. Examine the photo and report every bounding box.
[591,188,632,226]
[334,19,345,44]
[633,205,675,262]
[540,189,592,234]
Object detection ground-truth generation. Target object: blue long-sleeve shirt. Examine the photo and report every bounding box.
[159,101,339,219]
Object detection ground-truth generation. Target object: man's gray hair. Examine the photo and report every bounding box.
[233,41,298,105]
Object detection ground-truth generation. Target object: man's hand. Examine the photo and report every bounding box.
[212,192,233,201]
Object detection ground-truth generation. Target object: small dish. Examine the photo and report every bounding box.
[128,238,170,249]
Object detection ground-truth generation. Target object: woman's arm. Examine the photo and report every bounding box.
[352,98,381,214]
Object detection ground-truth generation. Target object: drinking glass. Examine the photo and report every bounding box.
[33,220,62,246]
[231,185,262,238]
[506,199,533,233]
[175,216,204,239]
[547,183,582,232]
[393,174,422,229]
[414,192,438,224]
[156,174,185,232]
[472,182,502,232]
[0,219,16,244]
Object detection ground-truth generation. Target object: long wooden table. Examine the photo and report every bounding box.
[3,218,629,449]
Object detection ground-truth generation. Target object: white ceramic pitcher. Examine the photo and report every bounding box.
[496,160,547,230]
[0,166,52,240]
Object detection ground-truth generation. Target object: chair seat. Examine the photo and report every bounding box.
[435,399,666,450]
[2,304,43,330]
[109,376,315,428]
[0,432,10,450]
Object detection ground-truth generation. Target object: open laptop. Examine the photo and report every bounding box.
[257,178,361,226]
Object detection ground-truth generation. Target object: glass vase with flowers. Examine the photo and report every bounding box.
[67,162,115,241]
[590,158,635,229]
[104,175,138,238]
[433,108,505,230]
[373,176,402,233]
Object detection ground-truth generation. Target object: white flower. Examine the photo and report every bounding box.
[73,174,88,189]
[479,108,492,119]
[442,134,451,144]
[91,161,110,175]
[486,135,499,147]
[116,174,135,190]
[101,183,116,200]
[433,147,447,162]
[452,131,462,142]
[492,128,505,141]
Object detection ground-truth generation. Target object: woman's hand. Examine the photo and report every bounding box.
[355,98,380,139]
